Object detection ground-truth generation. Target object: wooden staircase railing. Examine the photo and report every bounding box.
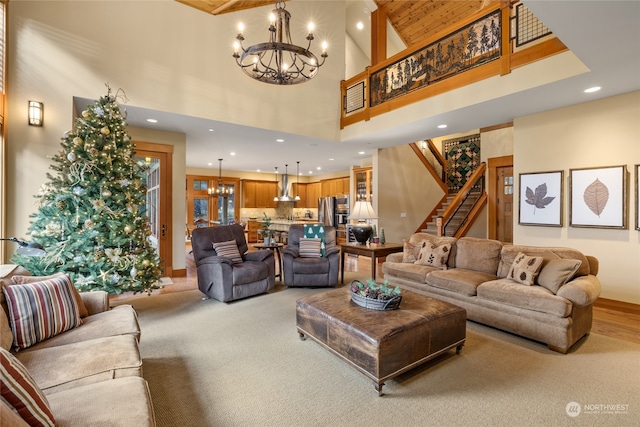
[437,162,487,237]
[409,141,448,194]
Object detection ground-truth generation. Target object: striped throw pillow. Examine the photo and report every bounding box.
[3,275,82,350]
[299,238,322,258]
[12,273,89,318]
[213,240,243,264]
[0,347,56,426]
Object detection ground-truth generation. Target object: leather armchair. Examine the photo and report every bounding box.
[191,224,275,302]
[282,225,339,287]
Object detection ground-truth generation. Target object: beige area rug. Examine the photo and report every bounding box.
[119,277,640,427]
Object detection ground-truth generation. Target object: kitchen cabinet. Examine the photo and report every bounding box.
[242,180,277,208]
[306,182,321,207]
[292,183,307,207]
[320,176,349,197]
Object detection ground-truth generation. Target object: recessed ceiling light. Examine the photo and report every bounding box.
[316,166,322,170]
[208,128,215,132]
[276,139,284,142]
[207,162,213,166]
[257,169,261,172]
[584,86,601,93]
[329,158,335,161]
[437,124,447,129]
[230,152,236,156]
[356,22,364,30]
[358,151,365,155]
[146,118,158,123]
[308,170,313,174]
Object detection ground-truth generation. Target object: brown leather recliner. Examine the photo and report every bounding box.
[282,225,339,287]
[191,224,275,302]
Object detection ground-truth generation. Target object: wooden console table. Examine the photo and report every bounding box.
[339,242,403,284]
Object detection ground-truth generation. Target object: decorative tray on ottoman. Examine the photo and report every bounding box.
[349,279,402,311]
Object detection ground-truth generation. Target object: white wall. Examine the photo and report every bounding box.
[514,91,640,304]
[5,1,345,264]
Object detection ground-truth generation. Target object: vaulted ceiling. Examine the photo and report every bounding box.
[176,0,486,47]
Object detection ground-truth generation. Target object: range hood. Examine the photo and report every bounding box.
[275,172,294,202]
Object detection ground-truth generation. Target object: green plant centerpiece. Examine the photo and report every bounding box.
[350,278,402,311]
[258,212,276,244]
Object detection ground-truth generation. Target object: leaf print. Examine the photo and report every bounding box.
[583,178,609,217]
[525,183,555,214]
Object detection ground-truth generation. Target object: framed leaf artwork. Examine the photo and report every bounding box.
[635,165,640,230]
[519,171,563,226]
[569,165,627,229]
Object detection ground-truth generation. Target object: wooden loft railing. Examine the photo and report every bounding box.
[437,162,487,238]
[340,2,566,129]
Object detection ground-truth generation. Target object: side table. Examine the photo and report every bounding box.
[339,242,403,284]
[253,243,284,280]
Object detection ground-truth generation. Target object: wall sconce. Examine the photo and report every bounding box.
[28,101,44,126]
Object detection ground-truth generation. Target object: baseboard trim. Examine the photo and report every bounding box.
[171,268,187,277]
[594,298,640,315]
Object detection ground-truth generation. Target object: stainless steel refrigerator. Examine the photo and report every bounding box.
[318,197,335,226]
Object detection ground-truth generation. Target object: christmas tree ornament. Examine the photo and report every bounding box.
[124,225,133,233]
[130,267,138,278]
[102,189,112,197]
[100,126,110,135]
[73,137,83,146]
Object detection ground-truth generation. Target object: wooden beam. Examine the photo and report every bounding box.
[371,8,387,67]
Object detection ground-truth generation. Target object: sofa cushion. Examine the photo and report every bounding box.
[382,261,436,283]
[402,239,423,263]
[1,305,13,351]
[15,335,142,394]
[426,268,499,296]
[0,347,56,426]
[20,305,140,351]
[507,252,544,286]
[3,275,82,350]
[46,376,156,427]
[454,237,502,275]
[11,274,89,318]
[408,233,458,268]
[213,240,243,264]
[232,261,269,285]
[538,258,582,294]
[415,243,451,269]
[299,238,322,258]
[477,279,572,318]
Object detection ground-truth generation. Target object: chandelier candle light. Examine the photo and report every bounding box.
[233,0,328,85]
[209,159,233,197]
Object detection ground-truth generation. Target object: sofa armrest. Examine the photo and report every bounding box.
[324,247,340,258]
[556,275,601,307]
[283,248,299,258]
[197,255,233,267]
[386,252,403,263]
[80,291,109,315]
[1,400,29,427]
[244,250,272,263]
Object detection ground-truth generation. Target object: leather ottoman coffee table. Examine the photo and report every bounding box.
[296,288,466,395]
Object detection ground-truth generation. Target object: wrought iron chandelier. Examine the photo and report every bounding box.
[208,159,233,197]
[232,0,328,85]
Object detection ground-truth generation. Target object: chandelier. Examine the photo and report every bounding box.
[208,159,233,197]
[232,0,328,85]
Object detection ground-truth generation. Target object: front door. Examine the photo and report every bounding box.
[488,155,513,243]
[135,142,173,276]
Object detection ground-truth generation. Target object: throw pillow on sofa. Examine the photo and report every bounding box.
[12,273,89,318]
[1,347,56,426]
[508,252,543,286]
[402,239,424,263]
[538,258,582,294]
[299,238,322,258]
[3,275,82,350]
[415,243,451,269]
[213,240,243,263]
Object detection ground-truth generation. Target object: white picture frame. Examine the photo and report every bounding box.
[519,171,563,227]
[569,165,627,229]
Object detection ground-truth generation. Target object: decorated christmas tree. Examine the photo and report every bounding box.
[12,86,163,294]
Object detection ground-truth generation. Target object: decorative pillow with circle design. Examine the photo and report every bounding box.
[1,347,56,426]
[508,252,544,286]
[414,243,451,269]
[213,240,243,264]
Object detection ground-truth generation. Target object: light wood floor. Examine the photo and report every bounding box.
[113,243,640,346]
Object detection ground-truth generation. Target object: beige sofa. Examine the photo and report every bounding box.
[0,265,156,426]
[382,235,601,353]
